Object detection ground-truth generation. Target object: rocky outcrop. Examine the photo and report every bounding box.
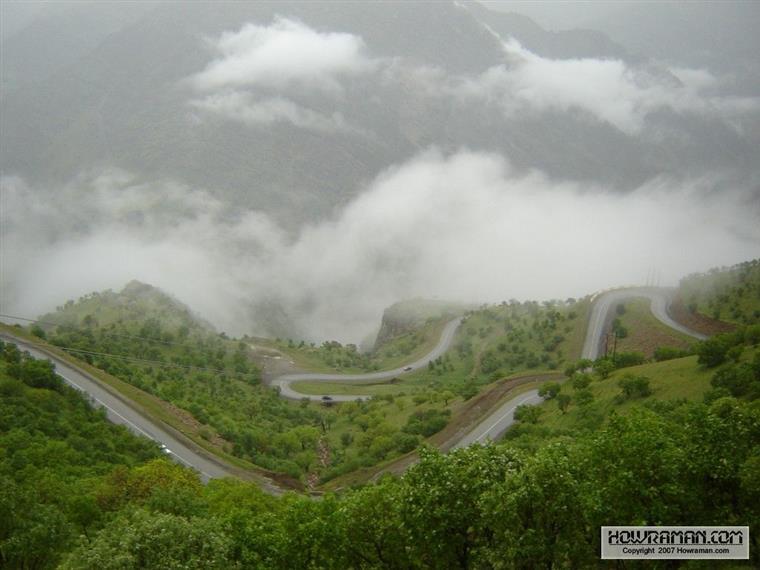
[373,298,467,349]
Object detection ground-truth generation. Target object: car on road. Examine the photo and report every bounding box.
[159,444,172,455]
[403,366,413,372]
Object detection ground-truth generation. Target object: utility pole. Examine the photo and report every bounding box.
[603,331,609,358]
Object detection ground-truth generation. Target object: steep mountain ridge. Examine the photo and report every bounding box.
[3,1,757,229]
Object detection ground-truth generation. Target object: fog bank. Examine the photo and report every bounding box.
[2,150,758,343]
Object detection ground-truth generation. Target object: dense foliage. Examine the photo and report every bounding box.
[3,349,757,569]
[0,340,160,569]
[4,282,760,568]
[27,285,456,483]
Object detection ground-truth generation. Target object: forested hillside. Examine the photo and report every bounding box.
[0,339,161,568]
[679,259,760,325]
[21,283,470,484]
[2,341,757,568]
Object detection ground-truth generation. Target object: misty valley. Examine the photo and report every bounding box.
[1,2,759,569]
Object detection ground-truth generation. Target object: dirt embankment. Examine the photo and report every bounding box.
[670,297,737,336]
[338,372,563,485]
[433,372,563,451]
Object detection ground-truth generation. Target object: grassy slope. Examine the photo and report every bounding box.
[268,318,450,374]
[505,346,759,453]
[613,297,696,356]
[541,355,713,431]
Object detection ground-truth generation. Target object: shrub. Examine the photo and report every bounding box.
[653,346,691,362]
[618,375,652,400]
[613,352,646,369]
[696,334,734,367]
[514,404,542,424]
[538,382,561,400]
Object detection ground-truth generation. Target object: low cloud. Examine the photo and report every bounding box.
[188,17,375,132]
[192,17,374,93]
[188,21,759,137]
[457,40,760,135]
[3,151,758,343]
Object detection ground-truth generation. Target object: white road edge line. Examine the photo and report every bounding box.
[59,373,153,439]
[474,393,539,443]
[58,370,213,479]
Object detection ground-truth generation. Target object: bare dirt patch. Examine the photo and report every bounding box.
[670,297,736,336]
[248,343,301,382]
[434,372,563,451]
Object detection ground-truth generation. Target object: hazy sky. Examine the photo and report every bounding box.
[2,2,758,343]
[4,149,757,343]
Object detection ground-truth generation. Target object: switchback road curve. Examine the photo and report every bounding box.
[1,286,710,485]
[451,286,709,446]
[582,286,707,361]
[271,317,463,402]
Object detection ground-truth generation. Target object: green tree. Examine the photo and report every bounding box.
[594,359,615,379]
[482,444,594,568]
[514,404,542,424]
[696,334,734,367]
[336,479,412,569]
[61,509,234,570]
[399,446,523,568]
[557,393,571,414]
[618,375,652,400]
[538,382,560,399]
[571,372,591,391]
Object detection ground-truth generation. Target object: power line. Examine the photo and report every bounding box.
[7,342,259,380]
[0,313,215,348]
[1,314,259,380]
[54,346,241,376]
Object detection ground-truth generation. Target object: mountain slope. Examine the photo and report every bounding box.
[3,1,758,228]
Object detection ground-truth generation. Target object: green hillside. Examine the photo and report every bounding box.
[504,322,760,453]
[0,339,163,568]
[3,345,757,569]
[4,262,760,568]
[679,258,760,325]
[17,283,471,484]
[293,297,590,400]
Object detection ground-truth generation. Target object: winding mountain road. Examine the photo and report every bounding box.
[271,317,463,401]
[444,286,708,446]
[581,286,707,360]
[1,285,711,485]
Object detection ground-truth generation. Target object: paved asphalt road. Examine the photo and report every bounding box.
[581,287,707,360]
[271,317,463,401]
[1,286,711,483]
[451,287,708,447]
[451,389,542,449]
[0,333,282,492]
